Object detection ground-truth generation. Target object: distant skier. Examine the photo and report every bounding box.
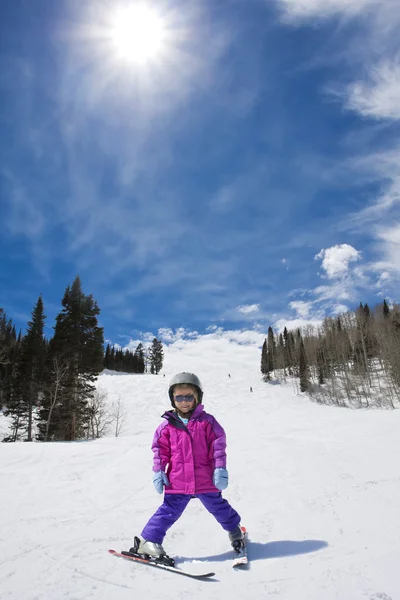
[131,372,244,561]
[250,387,253,392]
[228,373,231,378]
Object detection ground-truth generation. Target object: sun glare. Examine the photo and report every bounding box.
[110,5,166,64]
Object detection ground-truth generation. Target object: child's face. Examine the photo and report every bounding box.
[173,385,197,414]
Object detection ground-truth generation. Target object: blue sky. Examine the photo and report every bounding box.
[1,0,399,348]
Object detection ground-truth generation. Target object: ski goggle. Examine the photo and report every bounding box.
[174,394,196,403]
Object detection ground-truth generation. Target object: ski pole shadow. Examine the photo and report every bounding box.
[177,539,328,563]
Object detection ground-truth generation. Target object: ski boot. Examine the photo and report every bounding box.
[129,536,175,567]
[229,525,245,553]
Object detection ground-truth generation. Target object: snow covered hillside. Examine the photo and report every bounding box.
[1,337,400,600]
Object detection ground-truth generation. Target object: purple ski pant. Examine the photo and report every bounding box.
[141,492,241,544]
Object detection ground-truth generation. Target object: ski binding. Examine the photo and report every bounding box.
[232,526,248,568]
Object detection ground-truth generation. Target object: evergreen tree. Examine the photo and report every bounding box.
[148,338,164,374]
[103,344,144,373]
[115,348,123,371]
[299,337,310,392]
[267,327,275,377]
[383,299,390,319]
[260,338,268,379]
[109,346,116,371]
[3,337,24,442]
[283,327,294,374]
[0,309,18,409]
[134,343,145,373]
[7,297,47,441]
[38,276,104,441]
[104,343,112,369]
[277,333,285,372]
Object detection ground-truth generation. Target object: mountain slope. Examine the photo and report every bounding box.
[1,343,399,600]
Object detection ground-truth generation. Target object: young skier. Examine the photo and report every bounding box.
[131,372,244,561]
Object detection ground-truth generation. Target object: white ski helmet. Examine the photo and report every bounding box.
[168,372,204,406]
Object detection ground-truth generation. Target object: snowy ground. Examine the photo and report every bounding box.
[1,338,400,599]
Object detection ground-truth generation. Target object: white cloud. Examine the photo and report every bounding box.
[274,317,322,334]
[346,61,400,120]
[313,282,353,302]
[121,327,267,380]
[331,304,349,315]
[315,244,361,279]
[376,271,392,291]
[237,304,260,315]
[123,326,266,353]
[157,327,199,344]
[276,0,400,124]
[212,328,266,346]
[373,223,400,274]
[124,331,157,351]
[347,150,400,218]
[277,0,378,22]
[195,326,266,347]
[289,300,312,319]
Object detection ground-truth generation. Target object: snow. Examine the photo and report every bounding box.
[1,337,400,600]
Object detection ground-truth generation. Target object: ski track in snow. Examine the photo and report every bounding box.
[1,345,400,600]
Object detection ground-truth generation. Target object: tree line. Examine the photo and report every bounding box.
[4,282,396,445]
[261,300,400,408]
[0,276,164,442]
[103,338,164,375]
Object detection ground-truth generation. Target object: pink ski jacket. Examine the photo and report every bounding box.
[151,404,227,495]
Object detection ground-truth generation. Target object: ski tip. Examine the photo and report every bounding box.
[108,549,117,554]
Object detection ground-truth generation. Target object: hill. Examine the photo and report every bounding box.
[1,341,399,599]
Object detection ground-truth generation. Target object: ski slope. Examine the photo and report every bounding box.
[1,336,400,600]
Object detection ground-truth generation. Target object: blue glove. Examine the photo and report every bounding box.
[153,471,170,494]
[213,467,229,490]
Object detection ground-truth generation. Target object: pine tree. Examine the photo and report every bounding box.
[7,297,47,441]
[260,338,268,379]
[277,333,285,372]
[267,327,275,377]
[148,338,164,374]
[3,336,24,442]
[299,337,310,392]
[38,276,104,441]
[261,328,275,381]
[104,343,111,369]
[0,309,18,410]
[109,346,116,371]
[115,348,123,371]
[383,299,390,319]
[134,343,145,373]
[283,327,294,374]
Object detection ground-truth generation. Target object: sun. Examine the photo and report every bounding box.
[110,5,166,64]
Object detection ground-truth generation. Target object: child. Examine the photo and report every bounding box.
[132,372,244,561]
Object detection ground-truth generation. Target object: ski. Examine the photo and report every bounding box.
[232,526,248,568]
[108,549,215,580]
